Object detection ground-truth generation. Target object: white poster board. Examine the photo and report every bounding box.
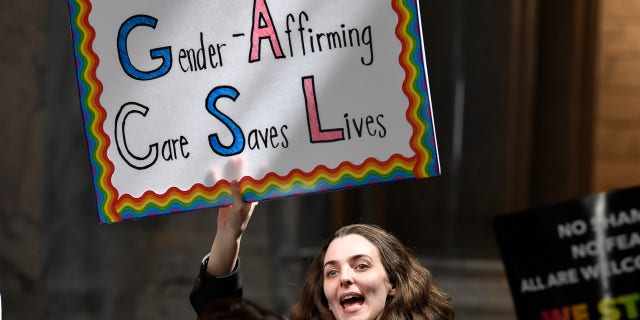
[68,0,440,223]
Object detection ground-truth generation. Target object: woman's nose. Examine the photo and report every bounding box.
[340,267,354,286]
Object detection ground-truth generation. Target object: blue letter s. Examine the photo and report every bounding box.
[206,86,245,156]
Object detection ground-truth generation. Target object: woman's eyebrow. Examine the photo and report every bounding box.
[323,260,337,268]
[323,254,373,268]
[349,254,373,262]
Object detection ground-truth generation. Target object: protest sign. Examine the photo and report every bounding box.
[68,0,439,223]
[493,186,640,320]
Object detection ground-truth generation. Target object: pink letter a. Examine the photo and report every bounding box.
[249,0,285,62]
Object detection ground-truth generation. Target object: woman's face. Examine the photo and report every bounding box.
[322,234,395,320]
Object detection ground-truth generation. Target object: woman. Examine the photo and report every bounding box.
[290,224,453,320]
[190,181,454,320]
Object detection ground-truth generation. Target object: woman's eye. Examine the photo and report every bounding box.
[326,269,338,277]
[355,263,369,270]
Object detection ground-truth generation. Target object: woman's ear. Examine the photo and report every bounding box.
[388,287,396,296]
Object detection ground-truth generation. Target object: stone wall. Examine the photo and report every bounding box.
[0,0,46,318]
[593,0,640,191]
[7,0,626,319]
[0,1,295,318]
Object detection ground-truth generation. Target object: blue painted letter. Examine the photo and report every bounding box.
[206,86,245,156]
[118,15,172,80]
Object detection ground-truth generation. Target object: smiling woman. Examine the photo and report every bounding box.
[291,224,454,320]
[189,182,454,320]
[321,234,395,319]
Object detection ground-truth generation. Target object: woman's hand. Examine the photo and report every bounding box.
[207,180,258,277]
[216,180,257,239]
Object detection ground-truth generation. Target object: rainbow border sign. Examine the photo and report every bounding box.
[68,0,440,224]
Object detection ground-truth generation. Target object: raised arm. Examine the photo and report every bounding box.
[207,180,258,277]
[190,180,258,316]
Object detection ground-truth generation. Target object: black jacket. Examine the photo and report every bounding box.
[189,255,243,317]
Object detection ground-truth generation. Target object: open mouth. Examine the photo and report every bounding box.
[340,294,365,311]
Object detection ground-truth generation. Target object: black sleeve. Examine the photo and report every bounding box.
[189,254,243,317]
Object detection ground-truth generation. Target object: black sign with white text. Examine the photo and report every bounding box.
[493,186,640,320]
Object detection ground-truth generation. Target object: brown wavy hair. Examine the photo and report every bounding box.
[290,224,454,320]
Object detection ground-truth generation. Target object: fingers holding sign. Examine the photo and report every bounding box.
[217,180,258,239]
[207,180,258,277]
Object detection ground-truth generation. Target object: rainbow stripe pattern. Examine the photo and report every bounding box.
[67,0,440,224]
